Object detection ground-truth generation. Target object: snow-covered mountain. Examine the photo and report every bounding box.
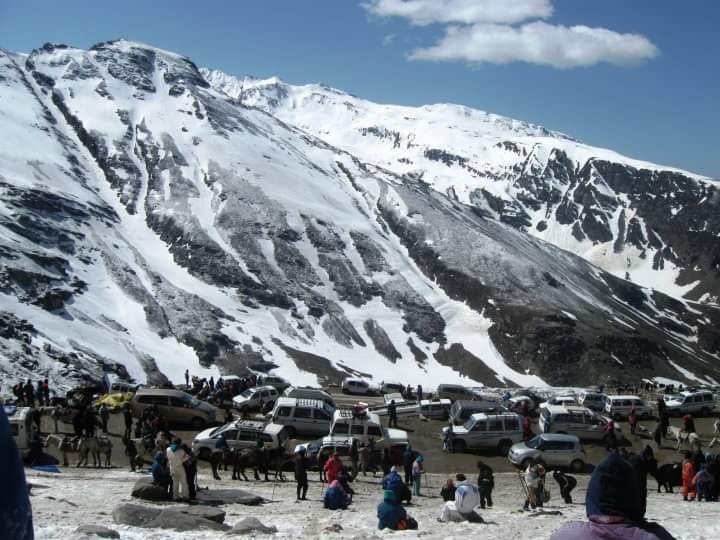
[202,69,720,306]
[1,41,719,391]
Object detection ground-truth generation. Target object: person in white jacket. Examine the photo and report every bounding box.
[166,438,189,501]
[438,474,481,522]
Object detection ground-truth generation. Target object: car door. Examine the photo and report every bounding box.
[220,428,240,450]
[313,408,332,436]
[584,412,604,440]
[541,440,562,466]
[468,419,487,448]
[293,407,313,435]
[568,412,586,438]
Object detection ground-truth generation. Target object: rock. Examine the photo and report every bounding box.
[74,524,120,538]
[131,477,170,501]
[112,503,160,527]
[177,505,226,524]
[113,503,230,532]
[230,517,277,535]
[194,488,264,506]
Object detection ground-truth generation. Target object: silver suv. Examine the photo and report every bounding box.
[508,433,586,472]
[539,405,622,443]
[664,391,716,417]
[232,385,279,412]
[269,397,335,437]
[443,412,523,455]
[192,419,289,460]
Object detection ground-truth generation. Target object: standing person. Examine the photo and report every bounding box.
[553,469,577,504]
[387,400,398,428]
[36,381,44,406]
[628,407,638,437]
[24,380,35,408]
[476,460,494,509]
[683,415,696,434]
[294,448,309,501]
[681,451,697,501]
[181,442,198,500]
[359,443,371,476]
[209,376,215,392]
[42,379,50,406]
[98,404,110,434]
[411,455,424,496]
[350,438,359,479]
[0,406,34,540]
[403,445,415,485]
[628,445,654,516]
[166,438,189,501]
[123,436,139,472]
[523,460,541,511]
[439,473,481,522]
[604,419,617,451]
[323,451,343,485]
[123,405,133,439]
[416,385,423,402]
[443,421,454,453]
[184,369,190,388]
[522,415,533,441]
[84,408,98,437]
[652,420,663,449]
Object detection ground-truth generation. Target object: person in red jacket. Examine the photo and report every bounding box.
[681,452,697,501]
[324,452,344,484]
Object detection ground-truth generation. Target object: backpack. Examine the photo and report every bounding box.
[397,516,418,530]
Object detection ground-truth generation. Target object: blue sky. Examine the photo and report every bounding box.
[1,0,717,177]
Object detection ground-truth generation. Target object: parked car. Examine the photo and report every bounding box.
[328,409,408,448]
[508,433,586,472]
[283,386,336,409]
[419,399,452,420]
[450,400,503,425]
[232,386,279,412]
[664,390,716,416]
[443,412,524,455]
[578,391,607,412]
[6,405,34,456]
[379,382,405,395]
[341,378,371,395]
[539,405,622,442]
[129,388,218,428]
[604,395,652,420]
[269,397,335,437]
[505,395,537,414]
[256,375,291,393]
[540,396,578,409]
[437,384,476,402]
[192,419,289,460]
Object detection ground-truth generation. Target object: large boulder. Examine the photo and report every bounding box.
[131,477,169,501]
[74,524,120,538]
[230,517,277,535]
[194,488,264,506]
[113,503,229,532]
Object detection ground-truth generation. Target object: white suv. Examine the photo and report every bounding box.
[232,385,279,412]
[604,395,652,420]
[192,419,289,460]
[664,391,716,417]
[509,433,586,472]
[443,412,524,455]
[269,398,335,437]
[578,391,607,412]
[539,405,622,442]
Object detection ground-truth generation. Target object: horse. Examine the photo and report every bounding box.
[44,434,79,467]
[667,427,702,452]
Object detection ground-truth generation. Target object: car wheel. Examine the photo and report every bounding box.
[452,440,466,454]
[191,417,205,429]
[521,458,533,470]
[497,440,512,456]
[570,459,584,473]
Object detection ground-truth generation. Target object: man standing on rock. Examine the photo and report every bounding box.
[388,400,398,428]
[294,447,309,501]
[166,438,190,501]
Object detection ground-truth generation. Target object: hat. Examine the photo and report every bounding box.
[383,489,396,502]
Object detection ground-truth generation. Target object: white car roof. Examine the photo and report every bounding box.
[607,395,644,400]
[539,433,580,442]
[469,412,522,421]
[542,405,592,414]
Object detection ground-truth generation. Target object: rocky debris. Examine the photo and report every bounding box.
[229,516,277,535]
[112,503,230,531]
[74,525,120,538]
[363,319,400,362]
[130,477,170,502]
[194,488,264,506]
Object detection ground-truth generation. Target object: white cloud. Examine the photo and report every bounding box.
[382,33,396,46]
[363,0,659,69]
[409,22,659,68]
[364,0,553,26]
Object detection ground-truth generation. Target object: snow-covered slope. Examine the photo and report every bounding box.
[1,41,719,391]
[202,69,720,305]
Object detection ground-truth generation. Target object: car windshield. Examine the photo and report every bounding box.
[240,389,253,398]
[525,436,542,449]
[462,418,475,430]
[189,397,201,408]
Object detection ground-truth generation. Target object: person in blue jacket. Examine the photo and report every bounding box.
[377,489,407,530]
[323,480,349,510]
[381,466,405,500]
[0,405,34,540]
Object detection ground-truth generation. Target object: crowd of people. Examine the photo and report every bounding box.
[9,379,51,407]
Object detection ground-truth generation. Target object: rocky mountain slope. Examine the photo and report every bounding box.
[0,40,719,390]
[203,69,720,306]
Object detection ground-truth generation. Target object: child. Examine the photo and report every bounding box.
[440,478,456,501]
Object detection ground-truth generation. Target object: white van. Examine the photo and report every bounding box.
[328,409,408,447]
[6,406,34,455]
[604,395,652,420]
[442,412,524,455]
[283,387,336,409]
[232,385,279,412]
[578,391,607,412]
[269,398,335,437]
[341,378,370,395]
[437,384,476,402]
[539,405,622,442]
[450,400,503,424]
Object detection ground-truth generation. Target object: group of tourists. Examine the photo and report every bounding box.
[10,379,51,407]
[150,437,198,501]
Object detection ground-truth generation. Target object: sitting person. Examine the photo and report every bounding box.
[377,489,417,530]
[439,473,482,522]
[323,480,350,510]
[337,467,355,503]
[440,478,456,501]
[382,466,407,502]
[694,465,714,502]
[550,453,676,540]
[150,451,171,496]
